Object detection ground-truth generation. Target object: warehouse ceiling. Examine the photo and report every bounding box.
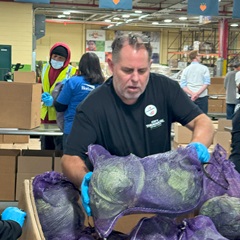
[32,0,239,30]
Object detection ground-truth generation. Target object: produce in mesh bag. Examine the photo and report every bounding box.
[129,215,227,240]
[88,144,204,237]
[32,171,86,240]
[178,215,228,240]
[199,194,240,240]
[129,215,178,240]
[203,144,240,202]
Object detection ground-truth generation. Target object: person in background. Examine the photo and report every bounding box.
[224,62,240,119]
[235,65,240,104]
[180,50,211,114]
[61,33,214,216]
[40,42,76,150]
[0,207,26,240]
[54,52,105,150]
[86,40,96,51]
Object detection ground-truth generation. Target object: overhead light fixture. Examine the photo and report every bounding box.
[58,14,65,18]
[139,14,149,20]
[164,19,172,23]
[231,23,238,27]
[135,10,142,14]
[104,19,111,23]
[113,17,120,20]
[152,22,159,25]
[122,14,130,18]
[63,11,70,15]
[179,16,187,20]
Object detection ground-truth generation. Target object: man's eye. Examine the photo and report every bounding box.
[138,69,147,74]
[123,69,133,74]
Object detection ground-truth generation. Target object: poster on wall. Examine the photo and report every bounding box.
[86,29,160,63]
[86,30,106,62]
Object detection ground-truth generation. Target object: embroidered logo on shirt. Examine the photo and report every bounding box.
[145,105,157,117]
[146,119,165,130]
[81,84,95,91]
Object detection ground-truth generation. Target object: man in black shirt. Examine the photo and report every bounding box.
[62,33,215,216]
[229,103,240,172]
[0,207,26,240]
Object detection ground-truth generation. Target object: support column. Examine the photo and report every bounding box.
[218,19,228,75]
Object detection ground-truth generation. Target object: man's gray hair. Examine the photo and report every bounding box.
[111,33,153,62]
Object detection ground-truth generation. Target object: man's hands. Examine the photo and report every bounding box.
[188,142,210,163]
[41,92,53,106]
[81,172,93,216]
[1,207,26,228]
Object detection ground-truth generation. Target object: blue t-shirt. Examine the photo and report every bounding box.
[57,75,100,134]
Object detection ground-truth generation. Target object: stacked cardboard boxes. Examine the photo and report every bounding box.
[0,135,29,144]
[208,77,226,113]
[0,149,20,201]
[0,149,68,201]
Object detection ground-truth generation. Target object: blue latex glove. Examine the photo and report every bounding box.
[188,142,210,163]
[81,172,93,216]
[41,92,53,107]
[1,207,26,227]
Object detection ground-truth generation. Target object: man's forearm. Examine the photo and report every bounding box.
[197,84,208,96]
[182,86,193,96]
[61,155,89,188]
[186,114,215,147]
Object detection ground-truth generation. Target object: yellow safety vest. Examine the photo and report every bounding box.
[41,63,76,121]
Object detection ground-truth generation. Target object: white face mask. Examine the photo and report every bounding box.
[50,59,64,69]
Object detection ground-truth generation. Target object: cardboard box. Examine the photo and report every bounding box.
[16,150,54,200]
[0,135,3,143]
[18,179,45,240]
[0,82,41,129]
[208,77,225,95]
[0,149,20,200]
[213,131,231,152]
[0,134,29,143]
[54,151,63,173]
[14,71,36,83]
[18,150,54,173]
[16,173,42,201]
[173,122,192,144]
[208,99,224,113]
[218,119,232,131]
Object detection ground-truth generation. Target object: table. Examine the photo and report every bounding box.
[0,124,63,136]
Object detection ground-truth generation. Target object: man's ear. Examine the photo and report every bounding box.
[107,58,114,73]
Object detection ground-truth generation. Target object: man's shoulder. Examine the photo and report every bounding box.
[236,71,240,78]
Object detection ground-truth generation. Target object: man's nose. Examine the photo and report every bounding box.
[131,70,140,82]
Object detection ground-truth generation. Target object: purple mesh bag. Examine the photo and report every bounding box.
[129,215,227,240]
[129,215,179,240]
[32,171,86,240]
[178,215,228,240]
[88,144,204,238]
[199,195,240,240]
[203,144,240,202]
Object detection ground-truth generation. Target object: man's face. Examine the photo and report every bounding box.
[108,44,151,105]
[196,54,202,62]
[51,54,66,62]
